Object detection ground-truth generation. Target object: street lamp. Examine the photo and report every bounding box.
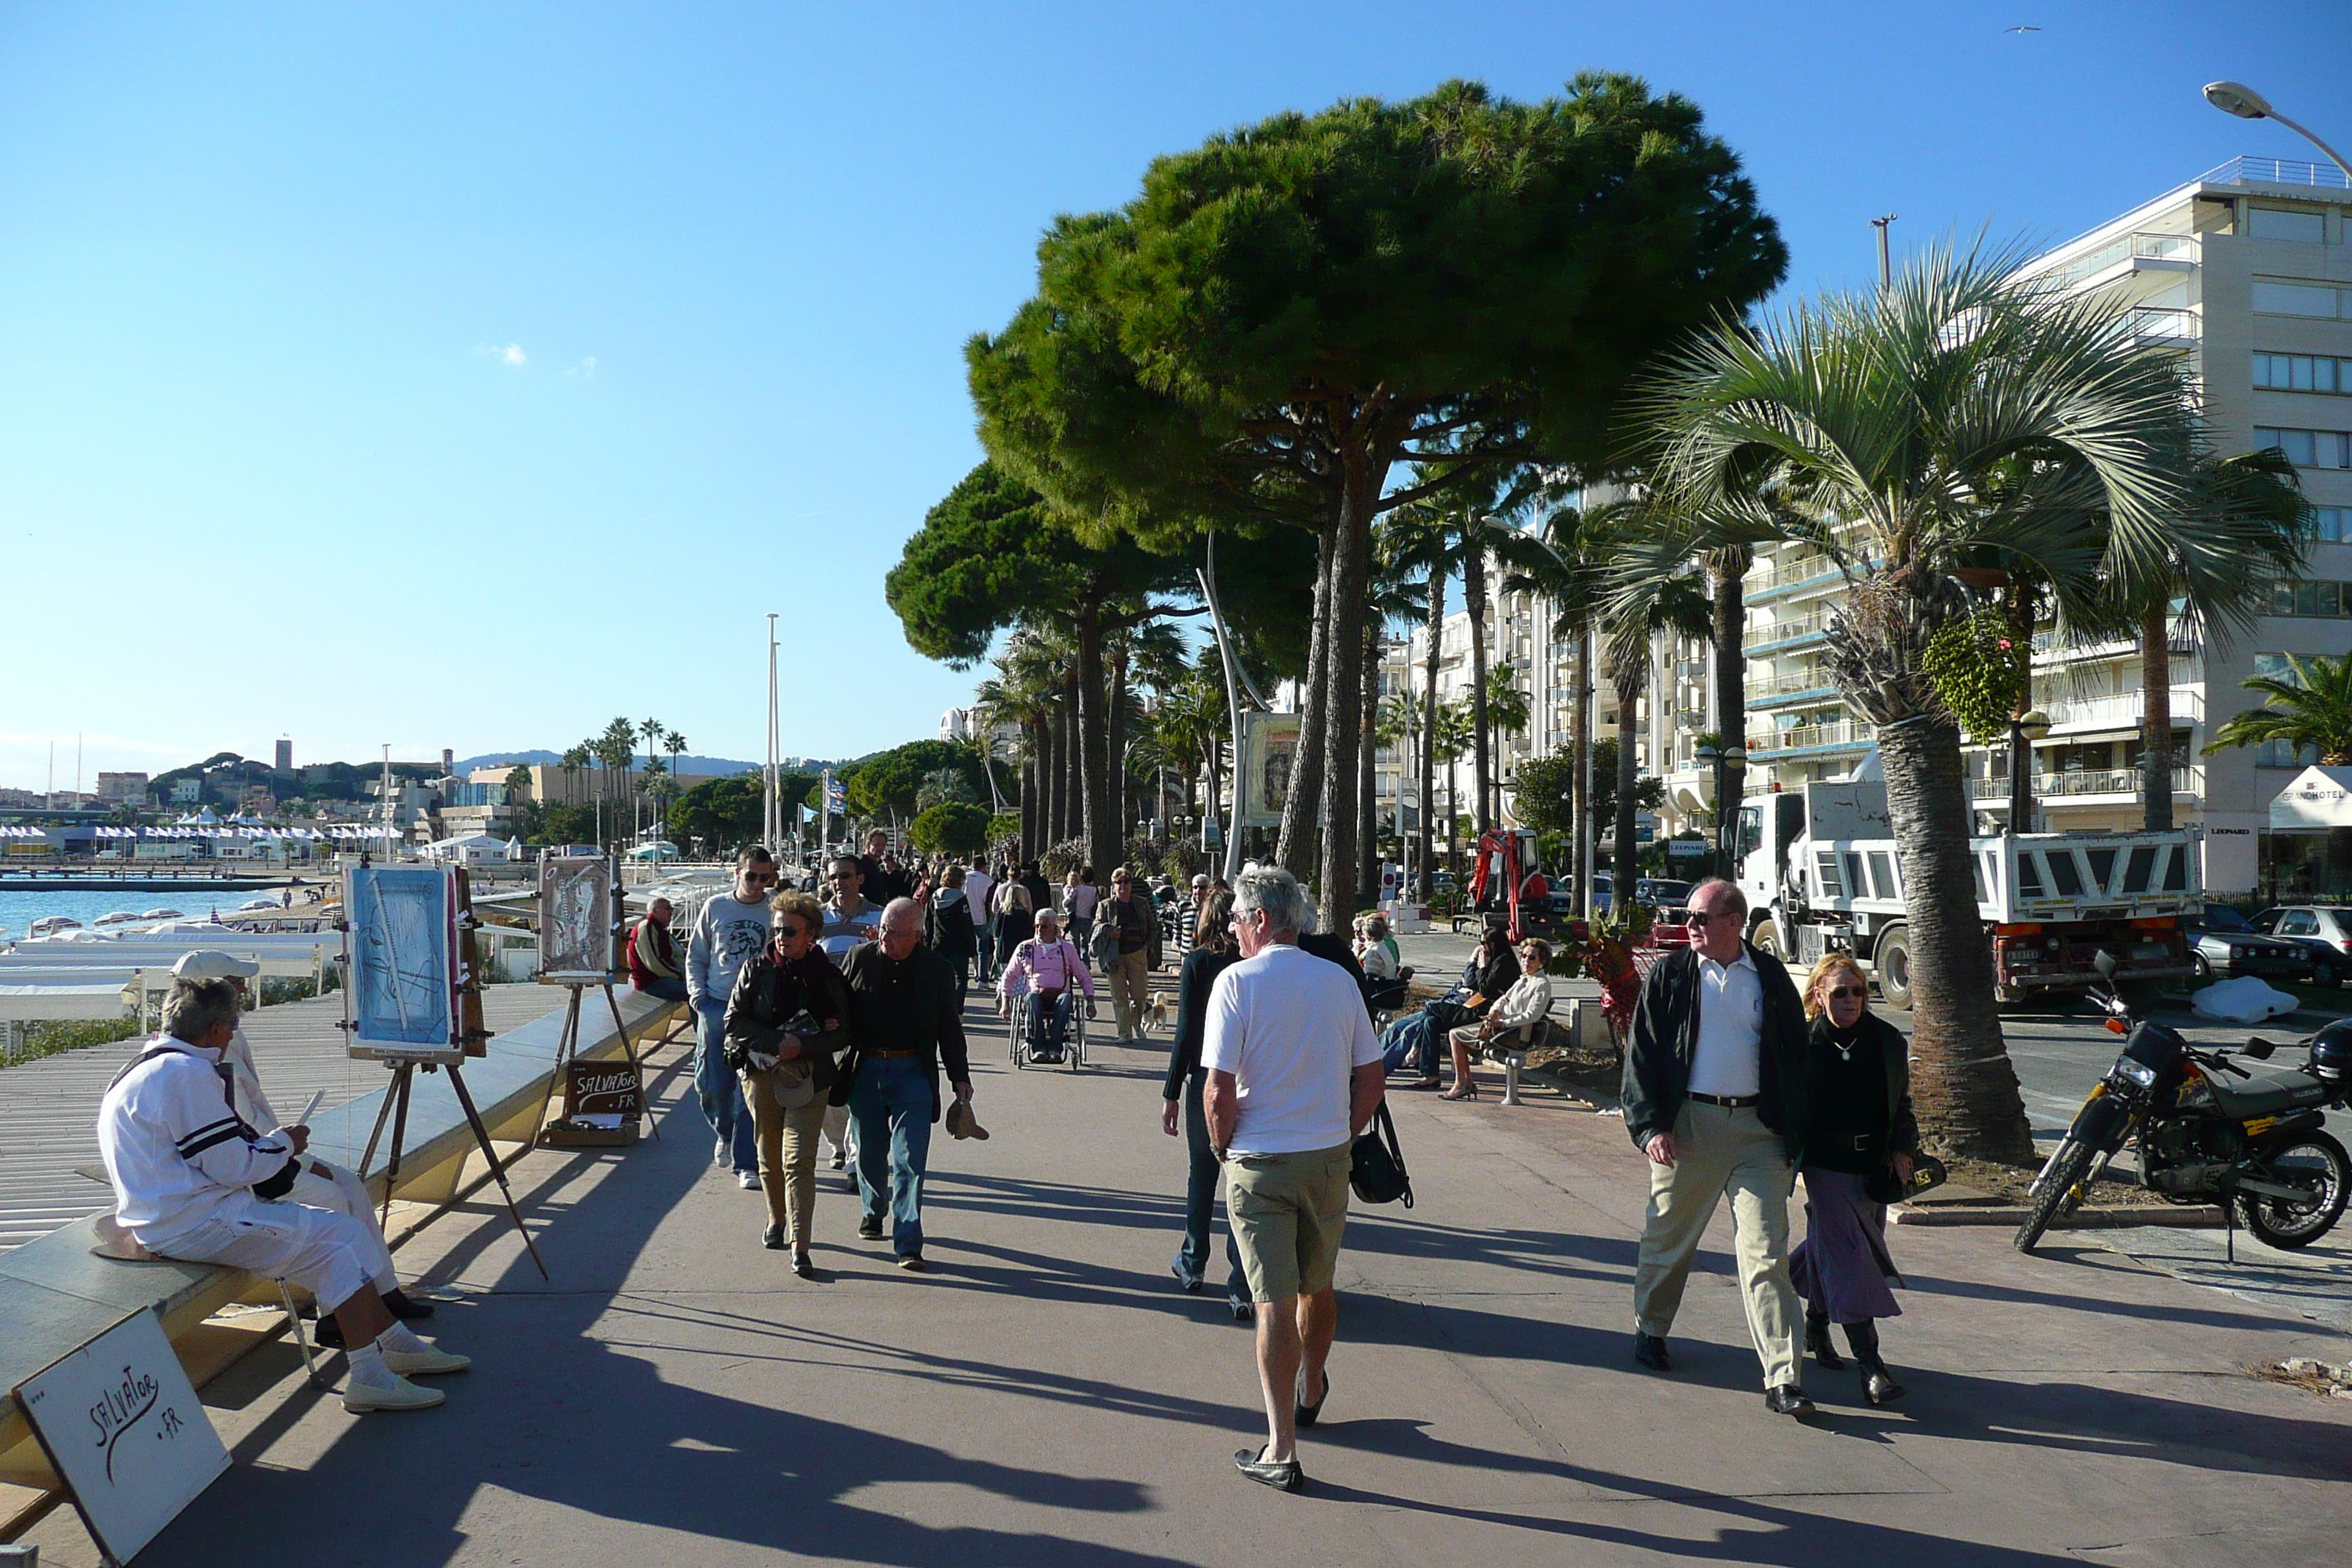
[2007,709,2051,834]
[2204,81,2352,181]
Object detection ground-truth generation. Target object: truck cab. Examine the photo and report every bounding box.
[1732,780,2197,1009]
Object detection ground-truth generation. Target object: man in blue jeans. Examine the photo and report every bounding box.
[835,897,973,1270]
[685,848,777,1188]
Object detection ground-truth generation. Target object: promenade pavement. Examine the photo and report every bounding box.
[25,998,2352,1567]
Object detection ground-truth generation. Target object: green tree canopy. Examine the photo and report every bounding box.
[668,774,765,853]
[908,800,992,856]
[970,73,1787,916]
[843,741,989,822]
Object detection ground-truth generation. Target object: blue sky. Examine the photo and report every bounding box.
[1,1,2342,788]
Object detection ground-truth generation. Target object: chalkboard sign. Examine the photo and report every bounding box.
[562,1059,645,1122]
[13,1307,230,1564]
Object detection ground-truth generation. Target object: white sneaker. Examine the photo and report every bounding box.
[384,1345,472,1377]
[737,1171,761,1191]
[344,1373,445,1411]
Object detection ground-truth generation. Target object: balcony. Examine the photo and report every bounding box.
[1745,671,1843,709]
[2124,306,2199,346]
[1744,606,1834,655]
[1968,766,2204,804]
[1746,555,1848,601]
[2035,687,2205,733]
[2051,230,2198,290]
[1749,718,1876,760]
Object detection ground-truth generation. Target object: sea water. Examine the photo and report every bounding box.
[0,888,246,941]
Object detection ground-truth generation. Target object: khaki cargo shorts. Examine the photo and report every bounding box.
[1226,1141,1354,1303]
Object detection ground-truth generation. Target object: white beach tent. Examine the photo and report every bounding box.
[423,834,508,864]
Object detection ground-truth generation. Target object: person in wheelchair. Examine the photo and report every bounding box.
[997,908,1096,1063]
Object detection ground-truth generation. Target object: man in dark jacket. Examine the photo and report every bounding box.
[837,898,973,1270]
[1621,878,1814,1415]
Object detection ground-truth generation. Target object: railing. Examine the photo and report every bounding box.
[1745,670,1842,706]
[2038,688,2205,731]
[1750,718,1876,756]
[2054,230,2199,287]
[2202,155,2351,192]
[2125,306,2200,342]
[1745,555,1847,597]
[1744,606,1834,651]
[1968,766,2204,801]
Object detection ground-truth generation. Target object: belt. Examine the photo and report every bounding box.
[1688,1092,1761,1109]
[864,1049,922,1060]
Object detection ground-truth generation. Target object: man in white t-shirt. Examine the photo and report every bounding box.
[1202,866,1384,1493]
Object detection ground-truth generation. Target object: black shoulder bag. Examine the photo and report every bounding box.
[1350,1102,1414,1208]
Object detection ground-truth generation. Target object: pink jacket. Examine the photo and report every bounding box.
[998,937,1095,1000]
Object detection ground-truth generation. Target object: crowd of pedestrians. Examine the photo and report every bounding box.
[617,850,1923,1485]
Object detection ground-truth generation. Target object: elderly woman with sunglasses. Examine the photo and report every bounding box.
[1788,953,1918,1406]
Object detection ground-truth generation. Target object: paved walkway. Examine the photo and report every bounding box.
[23,1004,2352,1567]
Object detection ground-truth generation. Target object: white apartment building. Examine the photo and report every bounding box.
[1398,156,2352,898]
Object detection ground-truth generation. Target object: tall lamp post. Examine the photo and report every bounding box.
[2204,82,2352,181]
[2006,709,2051,834]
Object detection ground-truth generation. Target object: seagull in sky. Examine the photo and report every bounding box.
[2005,24,2042,31]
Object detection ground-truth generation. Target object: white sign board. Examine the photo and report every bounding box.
[13,1307,230,1564]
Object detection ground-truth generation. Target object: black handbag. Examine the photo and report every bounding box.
[1866,1153,1947,1205]
[1350,1102,1414,1208]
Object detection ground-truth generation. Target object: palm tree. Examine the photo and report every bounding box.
[2205,653,2352,766]
[1432,698,1477,882]
[2122,448,2310,829]
[1504,500,1616,911]
[1621,242,2234,1162]
[1601,528,1714,903]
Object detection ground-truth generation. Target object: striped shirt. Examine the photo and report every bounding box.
[99,1038,297,1249]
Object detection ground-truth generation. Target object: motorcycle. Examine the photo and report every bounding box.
[2015,950,2351,1253]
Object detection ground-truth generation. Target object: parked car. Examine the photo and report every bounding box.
[1591,873,1694,918]
[2252,905,2352,988]
[2184,903,2314,984]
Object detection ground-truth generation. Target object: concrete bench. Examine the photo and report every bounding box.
[0,988,685,1537]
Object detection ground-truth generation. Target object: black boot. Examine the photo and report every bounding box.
[1806,1311,1845,1371]
[1844,1321,1905,1406]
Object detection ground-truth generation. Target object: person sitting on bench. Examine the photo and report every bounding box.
[1442,937,1553,1101]
[171,950,436,1348]
[98,977,472,1413]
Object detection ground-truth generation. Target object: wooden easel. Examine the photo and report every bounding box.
[533,977,657,1145]
[355,1054,550,1280]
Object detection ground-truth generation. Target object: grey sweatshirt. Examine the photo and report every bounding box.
[687,894,772,1012]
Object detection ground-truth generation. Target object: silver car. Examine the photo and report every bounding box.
[2253,905,2352,989]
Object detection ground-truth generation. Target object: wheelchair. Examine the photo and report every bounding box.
[1008,985,1089,1071]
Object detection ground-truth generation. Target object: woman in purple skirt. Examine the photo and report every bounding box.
[1790,954,1918,1406]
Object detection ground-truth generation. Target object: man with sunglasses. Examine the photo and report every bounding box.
[687,846,778,1189]
[1621,877,1814,1417]
[1100,866,1162,1044]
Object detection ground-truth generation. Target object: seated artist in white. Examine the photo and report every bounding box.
[172,950,434,1348]
[98,977,472,1414]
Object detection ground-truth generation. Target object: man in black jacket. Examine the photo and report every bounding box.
[837,898,973,1270]
[1621,878,1814,1415]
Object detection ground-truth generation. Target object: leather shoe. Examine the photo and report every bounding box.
[1862,1369,1907,1406]
[857,1215,884,1240]
[1632,1333,1672,1372]
[381,1288,436,1320]
[1295,1368,1330,1428]
[1233,1447,1303,1493]
[1765,1384,1816,1417]
[762,1223,785,1251]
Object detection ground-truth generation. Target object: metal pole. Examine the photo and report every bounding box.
[2008,718,2032,834]
[764,613,780,854]
[1197,532,1252,883]
[1872,214,1897,288]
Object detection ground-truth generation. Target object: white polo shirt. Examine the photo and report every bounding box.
[1202,942,1382,1155]
[1689,950,1763,1098]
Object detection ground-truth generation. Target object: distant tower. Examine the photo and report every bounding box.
[442,748,456,778]
[274,736,293,773]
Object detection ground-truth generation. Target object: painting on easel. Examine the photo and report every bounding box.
[538,853,618,981]
[344,864,463,1062]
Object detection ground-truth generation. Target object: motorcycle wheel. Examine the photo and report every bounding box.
[2014,1138,2095,1253]
[2235,1132,2350,1250]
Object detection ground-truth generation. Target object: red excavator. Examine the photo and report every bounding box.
[1459,829,1548,941]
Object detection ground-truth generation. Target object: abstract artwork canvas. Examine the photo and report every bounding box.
[344,864,459,1057]
[538,854,617,979]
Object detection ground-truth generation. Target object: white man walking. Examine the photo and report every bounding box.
[1621,877,1815,1416]
[1205,866,1385,1492]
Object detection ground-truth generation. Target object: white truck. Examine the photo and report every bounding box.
[1731,780,2201,1009]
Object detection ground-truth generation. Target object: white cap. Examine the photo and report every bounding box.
[173,951,260,980]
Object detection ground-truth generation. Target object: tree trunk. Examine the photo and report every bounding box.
[1359,617,1379,901]
[1277,524,1336,882]
[1075,605,1120,883]
[1418,570,1444,900]
[1710,552,1747,878]
[1064,682,1086,854]
[1047,704,1067,845]
[1020,738,1039,860]
[1614,666,1643,901]
[1465,541,1492,838]
[1880,713,2035,1162]
[1318,458,1375,922]
[1110,644,1131,843]
[2140,596,2174,832]
[1570,620,1591,914]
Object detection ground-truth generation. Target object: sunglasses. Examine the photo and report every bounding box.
[744,872,777,884]
[1825,986,1864,1000]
